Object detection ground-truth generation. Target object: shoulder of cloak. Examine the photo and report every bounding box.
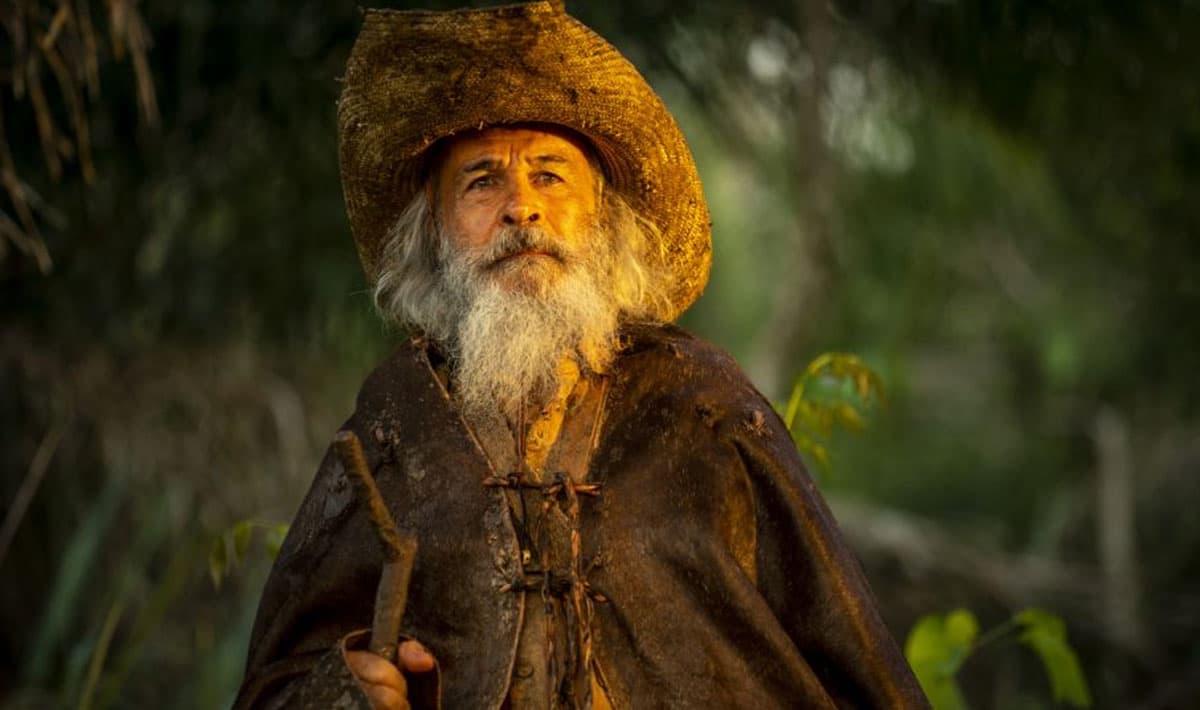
[611,322,787,441]
[349,335,448,424]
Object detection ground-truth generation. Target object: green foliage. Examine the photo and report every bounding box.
[904,609,977,710]
[779,353,885,474]
[785,357,1091,709]
[905,608,1091,709]
[1016,608,1092,708]
[77,598,126,710]
[208,520,289,591]
[28,480,126,684]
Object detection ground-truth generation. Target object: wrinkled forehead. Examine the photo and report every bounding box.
[424,122,605,184]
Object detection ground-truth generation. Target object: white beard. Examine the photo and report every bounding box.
[439,224,620,420]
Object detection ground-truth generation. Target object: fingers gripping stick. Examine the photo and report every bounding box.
[333,430,418,664]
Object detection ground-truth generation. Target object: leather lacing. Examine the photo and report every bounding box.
[492,466,606,708]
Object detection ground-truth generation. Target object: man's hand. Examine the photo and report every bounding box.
[345,640,436,710]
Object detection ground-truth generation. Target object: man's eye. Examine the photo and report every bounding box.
[467,175,497,190]
[533,171,563,185]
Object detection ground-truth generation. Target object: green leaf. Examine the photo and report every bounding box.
[1015,609,1092,707]
[785,352,887,477]
[791,430,831,475]
[904,610,978,710]
[810,443,830,471]
[944,609,980,650]
[918,675,969,710]
[771,399,786,419]
[231,520,253,563]
[782,379,804,431]
[855,370,873,400]
[264,524,290,560]
[808,406,834,438]
[832,403,866,432]
[208,536,227,591]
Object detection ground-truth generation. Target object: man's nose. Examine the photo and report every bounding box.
[501,182,541,225]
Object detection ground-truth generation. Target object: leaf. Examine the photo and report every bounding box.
[772,399,786,418]
[803,352,835,380]
[855,370,873,399]
[1015,609,1092,707]
[782,379,804,431]
[791,431,831,475]
[231,520,253,563]
[264,524,290,560]
[807,405,834,438]
[809,443,830,471]
[208,535,227,591]
[918,674,969,710]
[904,610,977,710]
[785,351,887,477]
[832,403,866,432]
[944,609,980,650]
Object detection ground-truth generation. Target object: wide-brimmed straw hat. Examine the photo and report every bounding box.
[338,1,711,320]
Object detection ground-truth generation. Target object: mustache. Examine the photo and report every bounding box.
[478,226,571,270]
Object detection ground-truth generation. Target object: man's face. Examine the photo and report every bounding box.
[434,126,600,294]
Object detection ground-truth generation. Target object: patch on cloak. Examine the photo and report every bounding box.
[399,450,446,520]
[406,460,428,483]
[366,419,400,464]
[742,408,768,437]
[321,457,355,522]
[695,400,723,429]
[484,502,509,568]
[483,496,521,629]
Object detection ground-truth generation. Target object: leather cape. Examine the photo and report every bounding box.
[234,324,929,709]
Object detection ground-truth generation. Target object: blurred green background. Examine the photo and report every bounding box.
[3,0,1199,707]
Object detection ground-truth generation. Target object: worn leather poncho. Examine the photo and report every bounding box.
[234,324,929,709]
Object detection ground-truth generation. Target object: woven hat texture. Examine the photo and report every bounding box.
[338,1,711,320]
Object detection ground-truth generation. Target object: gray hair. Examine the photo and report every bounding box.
[372,186,675,340]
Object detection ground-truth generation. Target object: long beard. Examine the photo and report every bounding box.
[440,224,620,420]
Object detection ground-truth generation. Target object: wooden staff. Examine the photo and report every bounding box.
[333,430,418,664]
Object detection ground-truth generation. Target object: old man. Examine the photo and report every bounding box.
[235,3,928,709]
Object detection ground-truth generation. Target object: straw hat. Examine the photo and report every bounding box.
[337,1,711,321]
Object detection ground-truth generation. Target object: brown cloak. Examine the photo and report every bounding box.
[234,324,928,709]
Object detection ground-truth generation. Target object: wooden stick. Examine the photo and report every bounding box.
[333,430,418,663]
